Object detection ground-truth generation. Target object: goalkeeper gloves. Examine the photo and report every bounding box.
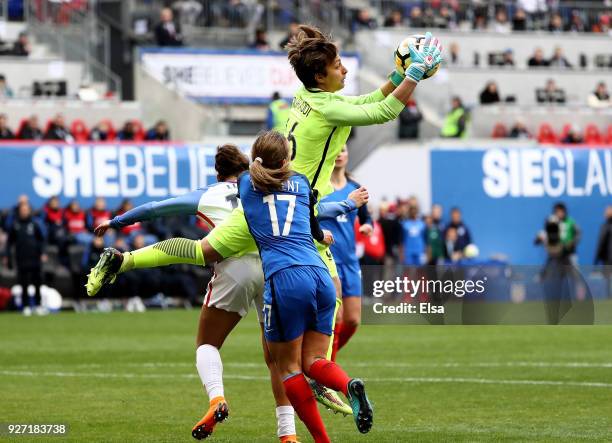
[406,32,443,83]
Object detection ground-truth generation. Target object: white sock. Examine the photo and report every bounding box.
[196,344,224,400]
[276,405,296,438]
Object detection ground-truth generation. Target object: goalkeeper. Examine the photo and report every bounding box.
[87,24,442,413]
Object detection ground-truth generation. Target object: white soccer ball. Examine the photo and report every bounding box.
[394,34,440,79]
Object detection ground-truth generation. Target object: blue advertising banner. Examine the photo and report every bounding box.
[0,143,235,209]
[431,147,612,265]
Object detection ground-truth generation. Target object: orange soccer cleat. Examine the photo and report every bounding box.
[279,434,301,443]
[191,396,229,440]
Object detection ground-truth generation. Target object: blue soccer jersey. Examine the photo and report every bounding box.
[319,179,372,265]
[238,171,326,278]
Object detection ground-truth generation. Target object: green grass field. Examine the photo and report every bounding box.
[1,310,612,442]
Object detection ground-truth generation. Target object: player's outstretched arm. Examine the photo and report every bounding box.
[316,186,369,220]
[94,191,203,237]
[319,34,442,127]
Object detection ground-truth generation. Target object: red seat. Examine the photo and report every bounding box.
[584,124,603,145]
[70,119,89,142]
[560,123,572,140]
[491,123,507,138]
[537,123,558,144]
[15,119,28,139]
[131,119,145,142]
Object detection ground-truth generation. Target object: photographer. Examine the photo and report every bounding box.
[535,202,581,324]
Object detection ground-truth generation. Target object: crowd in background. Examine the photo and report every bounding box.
[373,1,612,34]
[0,195,211,314]
[0,111,171,142]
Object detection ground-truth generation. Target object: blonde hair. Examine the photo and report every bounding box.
[249,131,292,193]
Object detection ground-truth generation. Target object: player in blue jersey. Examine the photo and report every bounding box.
[87,143,368,442]
[239,131,373,443]
[319,145,372,361]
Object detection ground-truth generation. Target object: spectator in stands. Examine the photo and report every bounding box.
[384,10,404,27]
[399,201,426,266]
[146,120,171,140]
[408,6,425,28]
[445,207,472,255]
[118,121,136,141]
[441,96,468,138]
[279,20,299,50]
[250,28,270,51]
[479,81,501,105]
[42,196,66,249]
[509,119,532,139]
[548,46,572,69]
[490,9,511,33]
[398,99,422,139]
[501,49,515,66]
[562,125,583,144]
[528,47,549,67]
[11,32,30,57]
[536,79,566,104]
[592,13,611,33]
[89,121,113,141]
[588,82,611,109]
[223,0,247,27]
[434,5,456,29]
[86,198,111,232]
[548,12,564,33]
[18,115,43,140]
[0,114,15,139]
[154,7,184,46]
[44,114,72,141]
[512,8,528,31]
[0,74,14,98]
[568,10,586,32]
[64,200,91,245]
[447,42,467,67]
[351,8,377,33]
[5,202,46,316]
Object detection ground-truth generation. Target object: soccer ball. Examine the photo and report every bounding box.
[394,35,440,80]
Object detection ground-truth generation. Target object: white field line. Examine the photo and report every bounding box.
[6,361,612,369]
[1,370,612,388]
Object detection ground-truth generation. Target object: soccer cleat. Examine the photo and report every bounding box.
[347,378,373,434]
[191,397,229,440]
[85,248,123,297]
[279,435,300,443]
[309,380,352,416]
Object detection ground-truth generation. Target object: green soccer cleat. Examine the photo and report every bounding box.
[309,380,352,416]
[85,248,124,297]
[347,378,373,434]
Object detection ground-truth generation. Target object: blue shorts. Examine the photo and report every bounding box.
[337,261,362,297]
[262,265,336,342]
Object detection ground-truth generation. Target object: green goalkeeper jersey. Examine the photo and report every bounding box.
[285,85,405,199]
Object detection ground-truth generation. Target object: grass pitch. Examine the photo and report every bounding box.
[1,310,611,442]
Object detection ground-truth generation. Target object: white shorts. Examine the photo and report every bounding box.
[203,254,264,321]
